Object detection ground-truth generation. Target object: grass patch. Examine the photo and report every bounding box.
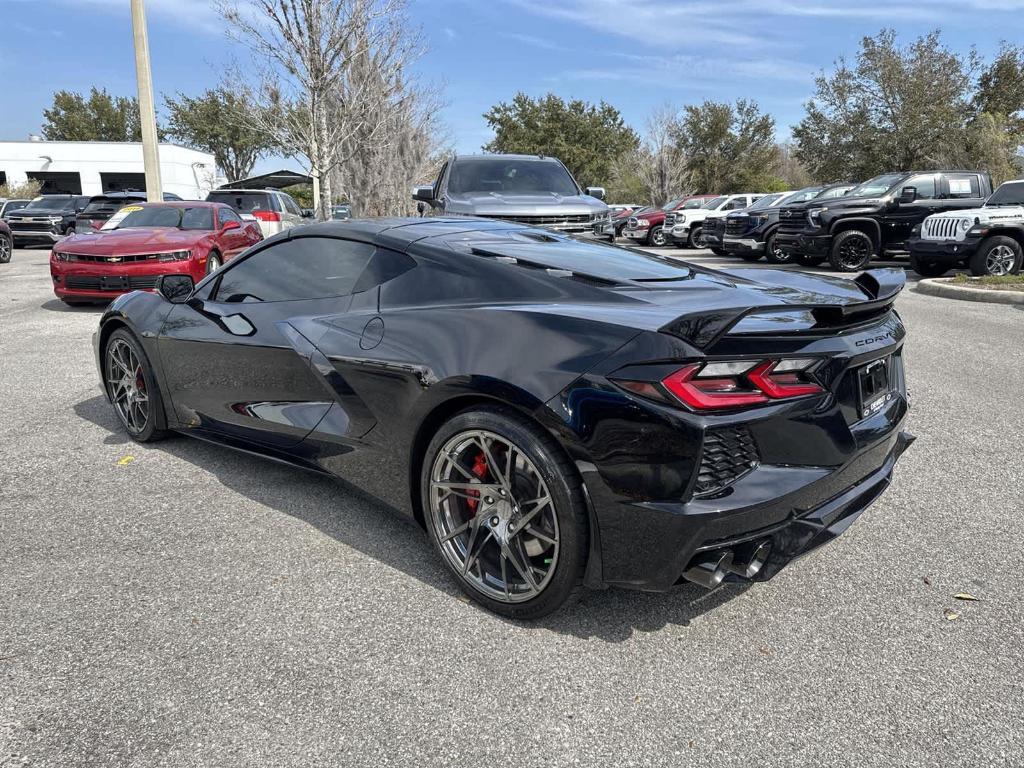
[950,273,1024,292]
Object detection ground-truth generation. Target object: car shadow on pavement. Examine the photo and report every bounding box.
[40,298,106,313]
[74,393,749,642]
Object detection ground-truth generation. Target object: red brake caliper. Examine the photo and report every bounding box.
[466,451,488,515]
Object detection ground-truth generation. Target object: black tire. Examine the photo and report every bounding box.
[421,406,588,619]
[0,233,11,264]
[63,225,76,238]
[206,250,222,275]
[764,232,794,265]
[910,257,950,278]
[103,328,168,442]
[710,247,729,257]
[648,226,667,247]
[968,235,1022,277]
[797,254,826,267]
[687,226,704,249]
[828,229,875,272]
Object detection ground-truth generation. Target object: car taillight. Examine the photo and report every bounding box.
[251,210,281,222]
[618,358,824,412]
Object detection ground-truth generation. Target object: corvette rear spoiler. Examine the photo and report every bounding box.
[661,268,906,349]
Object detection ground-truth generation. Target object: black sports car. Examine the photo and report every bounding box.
[94,217,914,618]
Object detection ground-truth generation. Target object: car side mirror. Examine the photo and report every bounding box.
[155,274,194,304]
[221,219,240,231]
[412,185,435,203]
[899,186,917,204]
[585,186,606,200]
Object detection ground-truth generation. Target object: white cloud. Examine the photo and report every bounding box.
[501,33,573,52]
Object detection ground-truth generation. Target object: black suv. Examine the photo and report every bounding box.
[5,194,91,246]
[75,191,183,232]
[723,183,855,264]
[775,171,993,271]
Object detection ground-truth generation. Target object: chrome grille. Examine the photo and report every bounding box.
[664,213,677,227]
[695,425,760,497]
[65,275,158,291]
[489,214,591,227]
[64,253,162,263]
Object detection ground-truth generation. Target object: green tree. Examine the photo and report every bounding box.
[42,87,143,141]
[163,88,275,182]
[483,93,640,189]
[974,42,1024,126]
[672,99,779,193]
[0,179,42,200]
[792,30,979,181]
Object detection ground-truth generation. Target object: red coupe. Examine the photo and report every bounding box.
[50,201,262,305]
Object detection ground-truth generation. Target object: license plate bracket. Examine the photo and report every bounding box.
[857,357,891,419]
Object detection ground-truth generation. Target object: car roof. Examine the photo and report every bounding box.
[208,188,280,194]
[137,201,224,208]
[450,153,563,163]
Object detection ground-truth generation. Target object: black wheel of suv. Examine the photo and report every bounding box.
[0,233,11,264]
[422,407,588,619]
[910,258,950,278]
[63,224,76,238]
[648,226,667,247]
[687,226,704,249]
[763,233,793,265]
[103,328,167,442]
[969,235,1022,276]
[829,230,875,272]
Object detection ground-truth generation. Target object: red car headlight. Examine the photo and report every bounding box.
[157,250,192,262]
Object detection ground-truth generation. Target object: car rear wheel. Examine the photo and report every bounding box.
[0,233,11,264]
[828,229,875,272]
[104,329,167,442]
[205,251,222,274]
[648,226,667,247]
[687,226,705,249]
[969,236,1022,276]
[422,407,587,619]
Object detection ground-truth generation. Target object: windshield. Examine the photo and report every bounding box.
[107,205,214,231]
[747,193,786,210]
[702,196,727,209]
[816,185,855,200]
[447,158,579,196]
[777,187,824,205]
[83,198,139,216]
[985,182,1024,207]
[24,196,73,211]
[847,174,906,198]
[207,191,276,213]
[661,198,684,211]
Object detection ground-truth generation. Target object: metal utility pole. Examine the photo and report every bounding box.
[130,0,162,202]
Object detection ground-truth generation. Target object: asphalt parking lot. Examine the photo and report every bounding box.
[2,245,1023,767]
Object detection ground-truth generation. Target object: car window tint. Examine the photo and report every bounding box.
[219,206,242,224]
[352,248,416,293]
[725,198,747,210]
[181,207,214,230]
[906,174,936,199]
[207,192,273,213]
[943,173,982,199]
[282,195,302,215]
[215,237,376,303]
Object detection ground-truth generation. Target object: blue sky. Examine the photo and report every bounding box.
[0,0,1021,176]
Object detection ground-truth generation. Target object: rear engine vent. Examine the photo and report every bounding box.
[695,425,760,497]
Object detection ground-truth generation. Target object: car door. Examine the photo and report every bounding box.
[157,234,377,447]
[887,173,938,245]
[215,206,249,261]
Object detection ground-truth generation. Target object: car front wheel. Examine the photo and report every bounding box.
[104,329,167,442]
[687,226,704,249]
[206,251,222,274]
[763,233,793,264]
[648,226,667,247]
[0,233,11,264]
[422,407,587,619]
[829,230,875,272]
[969,236,1022,276]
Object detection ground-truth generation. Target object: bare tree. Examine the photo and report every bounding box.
[637,105,690,206]
[219,0,421,219]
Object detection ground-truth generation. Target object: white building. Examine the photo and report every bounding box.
[0,139,222,199]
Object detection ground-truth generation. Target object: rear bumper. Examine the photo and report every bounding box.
[907,235,981,264]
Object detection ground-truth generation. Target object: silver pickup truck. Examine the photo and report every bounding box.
[413,154,608,233]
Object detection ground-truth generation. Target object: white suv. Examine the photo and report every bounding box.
[665,194,763,248]
[206,188,307,238]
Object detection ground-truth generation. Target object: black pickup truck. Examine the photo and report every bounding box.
[775,171,993,271]
[5,194,91,246]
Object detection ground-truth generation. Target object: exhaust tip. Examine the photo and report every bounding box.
[726,540,772,579]
[681,550,734,589]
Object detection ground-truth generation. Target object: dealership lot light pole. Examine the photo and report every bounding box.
[130,0,162,202]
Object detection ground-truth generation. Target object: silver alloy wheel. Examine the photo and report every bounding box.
[106,338,149,434]
[206,253,222,274]
[985,244,1017,276]
[0,235,10,263]
[650,227,666,247]
[429,429,560,604]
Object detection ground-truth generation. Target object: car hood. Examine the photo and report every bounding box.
[58,228,207,253]
[7,207,72,217]
[928,205,1024,223]
[446,192,607,217]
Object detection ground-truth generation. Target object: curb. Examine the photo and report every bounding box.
[913,278,1024,306]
